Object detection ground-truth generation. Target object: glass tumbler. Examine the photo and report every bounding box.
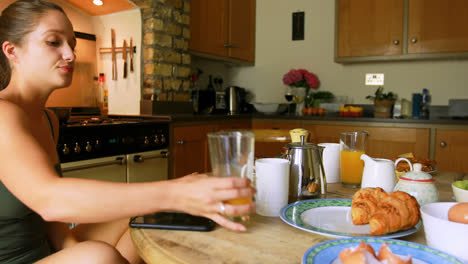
[340,131,368,187]
[207,131,255,222]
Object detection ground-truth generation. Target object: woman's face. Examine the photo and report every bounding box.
[14,10,76,90]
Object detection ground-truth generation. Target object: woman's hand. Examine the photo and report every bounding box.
[171,173,256,232]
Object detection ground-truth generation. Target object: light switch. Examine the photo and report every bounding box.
[365,73,384,86]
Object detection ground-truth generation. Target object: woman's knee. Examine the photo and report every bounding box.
[74,240,129,264]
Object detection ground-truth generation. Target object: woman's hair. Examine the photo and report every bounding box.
[0,0,65,90]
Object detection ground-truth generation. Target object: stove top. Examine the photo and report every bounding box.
[55,111,170,162]
[62,115,170,127]
[49,106,171,127]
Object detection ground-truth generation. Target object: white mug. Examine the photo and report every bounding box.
[318,143,341,183]
[255,158,289,217]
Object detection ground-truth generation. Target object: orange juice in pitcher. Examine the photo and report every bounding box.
[339,131,368,187]
[340,150,365,186]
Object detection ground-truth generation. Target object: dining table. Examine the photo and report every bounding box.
[130,171,460,264]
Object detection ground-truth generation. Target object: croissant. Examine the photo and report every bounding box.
[369,194,411,235]
[351,188,420,235]
[351,187,388,225]
[389,191,420,229]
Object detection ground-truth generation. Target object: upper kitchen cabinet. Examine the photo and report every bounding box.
[189,0,256,64]
[337,0,404,58]
[407,0,468,54]
[335,0,468,63]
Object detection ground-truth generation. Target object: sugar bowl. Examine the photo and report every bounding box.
[393,163,439,206]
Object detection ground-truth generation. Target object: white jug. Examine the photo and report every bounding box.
[360,154,412,193]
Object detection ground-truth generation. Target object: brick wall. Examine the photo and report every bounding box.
[133,0,191,101]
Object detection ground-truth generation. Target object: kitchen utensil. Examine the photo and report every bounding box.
[302,237,463,264]
[280,199,421,239]
[213,77,227,114]
[284,135,326,202]
[255,158,289,217]
[207,131,255,223]
[129,37,134,73]
[360,154,412,193]
[394,163,439,206]
[421,202,468,263]
[340,131,368,187]
[317,143,341,183]
[111,28,117,80]
[227,86,239,115]
[123,39,128,79]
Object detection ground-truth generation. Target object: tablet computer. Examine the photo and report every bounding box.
[129,212,216,232]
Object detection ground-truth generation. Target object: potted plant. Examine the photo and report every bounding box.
[309,91,335,108]
[366,86,397,118]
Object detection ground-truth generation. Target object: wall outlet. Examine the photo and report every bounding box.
[365,73,384,86]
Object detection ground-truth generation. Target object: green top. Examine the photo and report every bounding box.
[0,100,61,263]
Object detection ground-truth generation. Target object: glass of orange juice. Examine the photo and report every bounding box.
[207,131,255,222]
[340,131,368,187]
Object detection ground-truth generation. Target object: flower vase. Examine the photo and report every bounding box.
[293,87,307,116]
[296,101,305,116]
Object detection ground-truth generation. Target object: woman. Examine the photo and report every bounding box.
[0,1,256,263]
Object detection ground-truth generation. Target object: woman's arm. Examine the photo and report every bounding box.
[0,104,254,231]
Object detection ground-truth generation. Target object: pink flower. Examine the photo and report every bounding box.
[282,69,320,89]
[305,72,319,89]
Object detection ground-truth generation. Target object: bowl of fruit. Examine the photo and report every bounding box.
[452,179,468,202]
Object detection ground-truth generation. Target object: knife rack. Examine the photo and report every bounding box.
[99,46,136,54]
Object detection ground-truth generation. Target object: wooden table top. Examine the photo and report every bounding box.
[130,172,459,264]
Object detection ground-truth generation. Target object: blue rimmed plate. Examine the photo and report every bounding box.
[280,199,421,239]
[302,237,464,264]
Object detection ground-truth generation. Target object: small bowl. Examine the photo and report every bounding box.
[452,183,468,202]
[420,202,468,262]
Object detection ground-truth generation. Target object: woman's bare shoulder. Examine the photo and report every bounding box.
[0,100,32,132]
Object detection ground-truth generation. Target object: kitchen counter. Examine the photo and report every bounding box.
[163,113,468,127]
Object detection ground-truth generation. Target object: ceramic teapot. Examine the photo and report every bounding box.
[284,135,326,203]
[393,163,439,206]
[361,154,412,193]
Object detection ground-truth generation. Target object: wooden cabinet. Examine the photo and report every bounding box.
[216,120,251,131]
[251,122,301,158]
[408,0,468,54]
[171,121,251,178]
[304,124,430,159]
[337,0,404,57]
[434,129,468,173]
[172,124,215,178]
[189,0,256,63]
[336,0,468,61]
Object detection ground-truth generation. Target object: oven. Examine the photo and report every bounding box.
[56,112,170,183]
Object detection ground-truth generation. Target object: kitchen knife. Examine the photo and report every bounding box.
[111,29,117,80]
[129,37,134,73]
[123,40,128,79]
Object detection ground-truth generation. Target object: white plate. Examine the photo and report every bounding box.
[302,237,464,264]
[280,199,421,239]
